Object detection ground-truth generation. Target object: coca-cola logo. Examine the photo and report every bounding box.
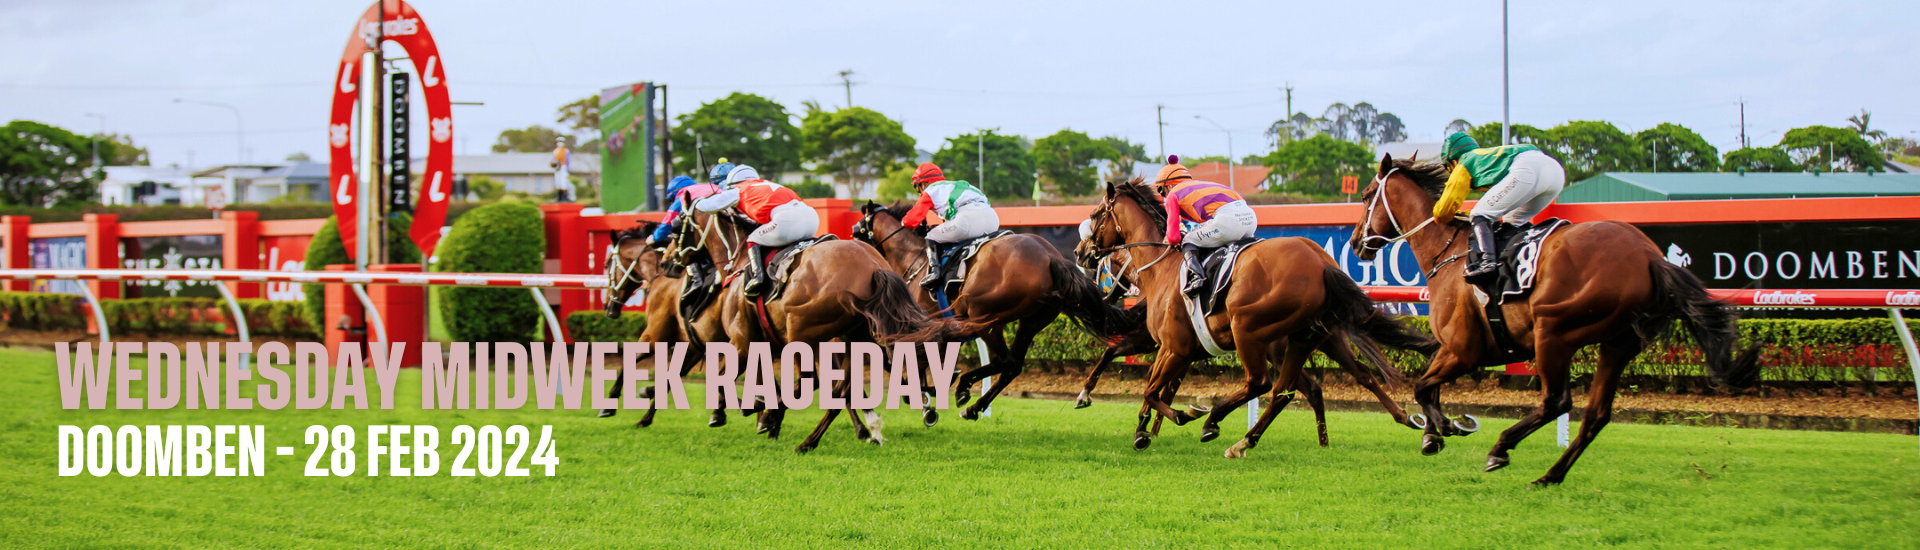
[1887,291,1920,307]
[1753,290,1817,306]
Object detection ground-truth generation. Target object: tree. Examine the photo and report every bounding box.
[1032,129,1119,197]
[787,178,835,199]
[1444,119,1473,136]
[1097,135,1148,163]
[800,103,915,199]
[1780,125,1883,172]
[874,164,917,202]
[669,92,803,177]
[1468,122,1552,147]
[1265,112,1318,147]
[1722,147,1797,172]
[1258,134,1372,195]
[1846,109,1887,144]
[492,125,563,153]
[931,130,1034,200]
[0,120,99,206]
[285,151,312,162]
[1634,123,1719,172]
[556,96,601,153]
[1543,121,1640,182]
[97,133,148,166]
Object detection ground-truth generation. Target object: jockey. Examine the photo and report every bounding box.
[693,164,819,296]
[1154,161,1257,294]
[649,173,722,244]
[1431,132,1567,281]
[898,162,999,290]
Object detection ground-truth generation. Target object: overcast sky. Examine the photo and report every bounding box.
[3,0,1914,170]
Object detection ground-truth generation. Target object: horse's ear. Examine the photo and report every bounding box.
[1377,153,1394,176]
[1104,179,1115,199]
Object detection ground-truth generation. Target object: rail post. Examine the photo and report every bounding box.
[1889,308,1920,455]
[0,216,28,292]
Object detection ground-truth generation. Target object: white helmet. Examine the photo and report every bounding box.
[1077,219,1095,241]
[722,164,760,187]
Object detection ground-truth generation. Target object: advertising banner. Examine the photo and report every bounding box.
[28,237,85,295]
[260,235,313,302]
[119,236,224,298]
[1638,220,1920,290]
[598,82,655,212]
[328,0,453,260]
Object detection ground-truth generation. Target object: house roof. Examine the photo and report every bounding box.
[1560,172,1920,202]
[256,161,329,183]
[433,153,601,175]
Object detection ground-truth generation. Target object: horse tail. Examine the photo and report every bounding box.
[1315,265,1432,387]
[1640,259,1762,389]
[853,270,938,341]
[1045,255,1141,338]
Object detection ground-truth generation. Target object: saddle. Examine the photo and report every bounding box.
[931,230,1012,301]
[761,234,836,301]
[1183,237,1263,318]
[1475,217,1572,364]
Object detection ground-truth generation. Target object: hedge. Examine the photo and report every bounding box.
[0,292,317,338]
[435,202,545,342]
[566,311,648,342]
[302,214,421,332]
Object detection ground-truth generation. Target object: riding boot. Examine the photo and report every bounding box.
[919,243,943,291]
[1181,244,1208,295]
[1464,215,1500,282]
[743,245,775,297]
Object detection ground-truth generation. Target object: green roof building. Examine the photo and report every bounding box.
[1557,172,1920,203]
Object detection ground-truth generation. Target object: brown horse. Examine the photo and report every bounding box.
[676,206,959,453]
[1079,178,1437,456]
[1351,155,1760,485]
[853,202,1138,420]
[1070,254,1431,446]
[600,223,735,430]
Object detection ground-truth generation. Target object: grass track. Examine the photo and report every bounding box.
[2,347,1916,549]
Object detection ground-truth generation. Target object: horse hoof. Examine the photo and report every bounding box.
[636,419,653,428]
[1421,434,1445,456]
[1485,455,1510,472]
[960,408,981,421]
[597,409,618,418]
[955,389,972,407]
[708,416,727,428]
[1530,476,1562,488]
[1199,424,1220,443]
[1074,391,1093,409]
[794,444,815,454]
[1453,415,1481,435]
[1409,414,1429,430]
[1225,439,1252,458]
[1133,434,1153,451]
[923,410,939,427]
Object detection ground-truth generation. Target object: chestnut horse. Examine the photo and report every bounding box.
[853,202,1138,420]
[1079,178,1436,456]
[600,223,734,430]
[1351,155,1759,485]
[675,207,960,453]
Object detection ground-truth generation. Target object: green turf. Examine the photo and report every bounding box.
[2,346,1916,549]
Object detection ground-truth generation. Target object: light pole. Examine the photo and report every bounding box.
[82,113,105,173]
[1194,115,1234,190]
[173,99,245,164]
[1501,0,1510,145]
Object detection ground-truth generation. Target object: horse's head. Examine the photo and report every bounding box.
[1075,177,1164,269]
[1349,153,1447,261]
[604,223,663,318]
[852,200,919,256]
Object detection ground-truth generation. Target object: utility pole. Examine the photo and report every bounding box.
[1282,83,1293,121]
[838,69,855,108]
[83,113,104,175]
[1156,104,1166,163]
[1738,98,1749,149]
[1501,0,1511,145]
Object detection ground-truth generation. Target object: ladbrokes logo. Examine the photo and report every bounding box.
[1887,291,1920,307]
[1753,290,1817,306]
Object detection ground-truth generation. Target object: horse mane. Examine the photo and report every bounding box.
[613,222,659,242]
[878,200,914,220]
[1389,158,1452,199]
[1111,177,1168,234]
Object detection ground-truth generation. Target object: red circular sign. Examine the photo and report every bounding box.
[328,0,453,260]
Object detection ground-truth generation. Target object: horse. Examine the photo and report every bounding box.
[1078,177,1438,456]
[1069,254,1431,447]
[675,206,962,453]
[853,201,1138,420]
[1351,154,1760,485]
[600,223,735,430]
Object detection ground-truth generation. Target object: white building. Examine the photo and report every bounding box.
[438,153,600,195]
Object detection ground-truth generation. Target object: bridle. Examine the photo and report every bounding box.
[1358,167,1468,278]
[1082,197,1175,284]
[676,208,746,273]
[853,208,930,278]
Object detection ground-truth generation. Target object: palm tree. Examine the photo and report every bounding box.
[1847,109,1887,143]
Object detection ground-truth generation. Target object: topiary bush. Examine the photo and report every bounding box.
[435,202,544,342]
[302,214,421,333]
[565,310,647,342]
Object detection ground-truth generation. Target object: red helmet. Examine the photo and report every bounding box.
[911,162,945,186]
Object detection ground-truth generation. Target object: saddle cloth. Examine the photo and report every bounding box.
[678,257,720,322]
[933,230,1013,298]
[1186,237,1264,318]
[764,234,837,301]
[1488,218,1572,301]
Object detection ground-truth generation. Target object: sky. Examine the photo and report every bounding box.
[2,0,1915,170]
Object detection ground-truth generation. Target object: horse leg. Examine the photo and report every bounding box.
[1531,337,1635,486]
[1413,351,1475,456]
[1300,368,1329,447]
[1135,353,1199,450]
[1485,338,1580,473]
[965,316,1048,419]
[1078,333,1155,409]
[1224,337,1310,458]
[953,328,1009,408]
[1319,335,1418,429]
[795,407,843,454]
[636,386,659,428]
[1201,330,1279,444]
[599,368,624,418]
[1149,378,1181,436]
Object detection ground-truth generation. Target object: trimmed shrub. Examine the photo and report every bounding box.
[302,214,421,333]
[566,311,647,342]
[436,202,545,342]
[0,292,90,331]
[237,299,319,338]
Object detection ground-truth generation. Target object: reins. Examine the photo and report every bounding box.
[1358,167,1441,253]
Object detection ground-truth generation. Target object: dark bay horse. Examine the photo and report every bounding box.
[676,207,961,453]
[854,202,1138,420]
[1352,155,1759,485]
[1079,178,1437,456]
[601,223,735,429]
